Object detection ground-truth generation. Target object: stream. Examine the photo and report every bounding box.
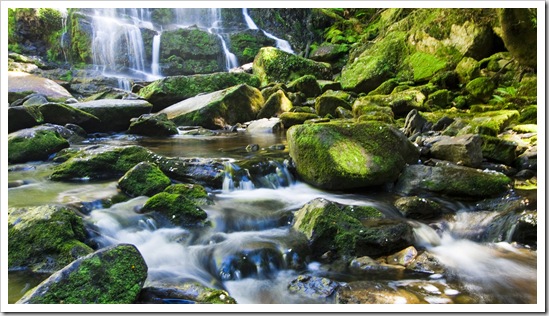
[7,131,537,304]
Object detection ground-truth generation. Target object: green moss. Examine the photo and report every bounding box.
[118,162,171,197]
[466,77,497,102]
[279,112,319,128]
[407,51,447,82]
[68,10,93,63]
[142,192,208,227]
[163,183,212,205]
[8,129,69,164]
[479,135,517,165]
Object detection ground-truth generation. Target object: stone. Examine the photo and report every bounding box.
[429,134,483,168]
[287,121,419,190]
[278,112,318,129]
[139,282,236,304]
[118,162,172,197]
[8,105,43,133]
[479,135,517,165]
[38,102,101,132]
[8,71,73,103]
[159,84,264,130]
[141,192,208,227]
[8,125,70,164]
[246,118,284,134]
[127,113,179,136]
[286,75,322,98]
[386,246,418,266]
[394,196,445,220]
[349,256,406,273]
[228,29,276,65]
[70,99,153,132]
[288,275,340,301]
[403,109,430,137]
[465,77,496,103]
[315,95,352,117]
[8,205,93,273]
[336,281,422,304]
[16,244,147,304]
[163,183,212,206]
[257,90,293,119]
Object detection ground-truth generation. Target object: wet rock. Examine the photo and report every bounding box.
[403,109,430,137]
[17,244,147,304]
[141,192,207,227]
[138,72,260,111]
[336,280,422,304]
[428,134,483,168]
[246,118,284,134]
[406,251,445,274]
[287,121,419,190]
[118,162,171,197]
[288,275,340,301]
[70,99,153,132]
[8,71,73,103]
[395,162,511,198]
[292,198,414,259]
[8,105,43,133]
[8,125,70,164]
[515,146,537,171]
[353,89,427,118]
[228,29,276,65]
[22,94,49,106]
[159,84,264,130]
[286,75,322,98]
[139,282,236,304]
[156,157,226,189]
[386,246,418,266]
[127,113,179,137]
[8,204,93,273]
[257,90,293,119]
[163,183,213,206]
[315,95,352,117]
[279,112,318,128]
[349,256,406,274]
[394,196,445,220]
[213,242,285,280]
[252,47,332,86]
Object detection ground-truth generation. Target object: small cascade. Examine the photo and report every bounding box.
[151,32,162,76]
[218,34,239,70]
[221,159,296,193]
[222,161,255,192]
[117,77,131,91]
[242,8,294,54]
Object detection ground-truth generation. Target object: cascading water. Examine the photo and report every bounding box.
[242,8,294,54]
[151,32,161,76]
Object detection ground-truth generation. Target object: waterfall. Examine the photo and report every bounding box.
[218,34,239,70]
[242,8,294,54]
[151,32,161,76]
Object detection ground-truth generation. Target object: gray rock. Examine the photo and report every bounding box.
[246,118,284,134]
[70,99,153,132]
[428,134,483,168]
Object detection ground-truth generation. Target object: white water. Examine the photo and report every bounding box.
[151,32,161,76]
[242,8,294,54]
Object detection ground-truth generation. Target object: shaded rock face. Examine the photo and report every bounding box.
[159,84,264,130]
[257,90,293,119]
[8,105,43,133]
[38,102,101,132]
[292,198,414,259]
[17,244,148,304]
[287,121,419,190]
[8,205,93,273]
[70,99,153,132]
[8,125,70,164]
[228,29,277,65]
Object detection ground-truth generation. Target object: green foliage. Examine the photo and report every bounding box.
[151,8,174,26]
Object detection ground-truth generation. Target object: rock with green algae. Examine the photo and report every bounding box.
[141,192,208,227]
[479,135,517,165]
[127,113,179,137]
[8,125,69,164]
[498,8,537,68]
[465,77,496,103]
[163,183,213,205]
[286,75,322,98]
[138,72,260,112]
[315,95,352,118]
[16,244,147,304]
[252,47,332,86]
[138,282,237,304]
[38,102,101,132]
[117,162,172,197]
[279,112,319,128]
[395,162,511,198]
[8,105,43,133]
[8,204,93,273]
[257,89,293,119]
[159,84,264,130]
[287,121,419,190]
[394,196,445,220]
[351,89,426,118]
[292,198,414,259]
[228,29,276,65]
[69,99,153,132]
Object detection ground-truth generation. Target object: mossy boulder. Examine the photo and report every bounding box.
[228,29,276,64]
[465,77,496,103]
[8,71,73,103]
[8,125,70,164]
[38,102,100,132]
[395,163,511,198]
[287,121,419,190]
[286,75,322,98]
[159,84,264,130]
[292,198,413,259]
[479,135,517,165]
[8,204,93,272]
[163,183,212,205]
[138,72,260,112]
[7,105,43,133]
[252,47,332,86]
[498,8,537,68]
[279,112,319,129]
[70,99,153,132]
[455,57,481,83]
[139,282,236,304]
[315,95,352,117]
[394,196,445,220]
[141,192,208,227]
[351,89,426,118]
[50,145,155,181]
[448,110,520,137]
[340,31,407,93]
[118,162,172,197]
[17,244,147,304]
[127,113,179,136]
[257,90,293,119]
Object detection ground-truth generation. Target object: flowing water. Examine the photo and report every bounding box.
[242,8,294,54]
[7,131,538,304]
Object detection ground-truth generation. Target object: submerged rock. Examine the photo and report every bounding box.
[288,275,340,302]
[17,244,147,304]
[118,162,172,197]
[8,125,70,164]
[287,121,419,190]
[8,205,93,273]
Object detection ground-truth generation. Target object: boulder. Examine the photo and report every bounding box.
[479,135,517,165]
[288,275,340,302]
[141,192,208,227]
[287,121,419,190]
[403,109,430,137]
[163,183,213,206]
[118,162,172,197]
[8,205,93,273]
[395,162,511,198]
[455,56,481,83]
[70,99,153,132]
[228,29,276,64]
[246,118,284,134]
[336,281,422,304]
[465,77,496,103]
[257,90,293,119]
[159,84,264,130]
[138,72,260,111]
[8,105,43,133]
[428,134,483,168]
[8,71,73,103]
[127,113,179,136]
[139,282,236,304]
[352,89,426,118]
[16,244,147,304]
[315,95,352,117]
[279,112,318,128]
[38,102,101,132]
[349,256,406,274]
[8,125,70,164]
[394,196,445,220]
[292,198,414,259]
[286,75,322,98]
[252,47,332,86]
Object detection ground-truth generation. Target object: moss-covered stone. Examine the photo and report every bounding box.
[252,47,332,86]
[163,183,212,205]
[228,29,276,64]
[315,95,352,117]
[287,121,419,190]
[292,198,413,259]
[406,51,447,82]
[39,102,100,132]
[8,105,43,133]
[286,75,322,98]
[118,162,171,197]
[351,89,425,118]
[479,135,517,165]
[127,113,179,136]
[394,196,445,220]
[498,8,537,68]
[139,283,236,304]
[279,112,319,128]
[257,90,293,119]
[138,72,261,112]
[8,126,70,164]
[17,244,147,304]
[367,78,399,96]
[8,205,93,272]
[518,105,537,124]
[142,192,208,227]
[465,77,496,103]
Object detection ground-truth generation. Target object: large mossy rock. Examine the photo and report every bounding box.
[8,125,70,164]
[395,162,511,198]
[141,192,208,227]
[497,8,537,68]
[138,72,260,111]
[118,162,172,197]
[352,89,426,118]
[228,29,276,65]
[8,72,73,103]
[252,47,332,86]
[8,105,43,133]
[257,90,293,119]
[292,198,413,259]
[287,121,419,190]
[127,113,179,136]
[69,99,153,132]
[17,244,148,304]
[38,102,101,132]
[8,205,93,273]
[159,27,224,76]
[159,84,264,129]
